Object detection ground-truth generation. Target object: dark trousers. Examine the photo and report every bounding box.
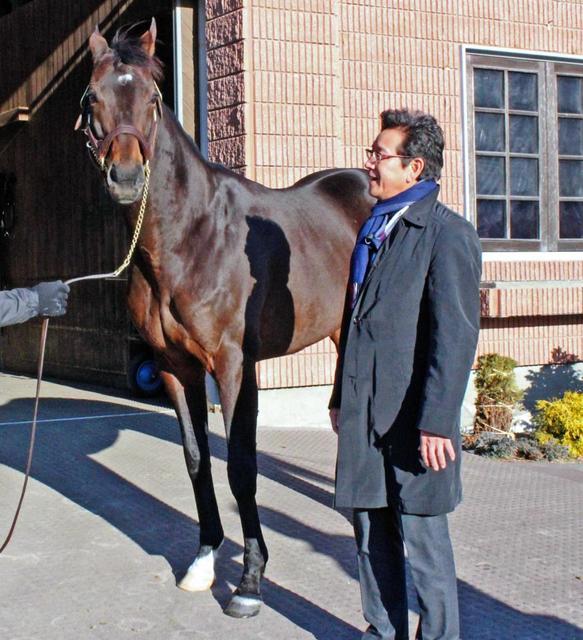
[354,508,459,640]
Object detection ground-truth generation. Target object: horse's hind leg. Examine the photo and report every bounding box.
[214,347,266,618]
[161,367,224,591]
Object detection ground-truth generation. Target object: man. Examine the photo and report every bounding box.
[0,281,69,327]
[330,109,481,640]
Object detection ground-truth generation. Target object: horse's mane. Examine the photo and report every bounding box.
[110,26,164,81]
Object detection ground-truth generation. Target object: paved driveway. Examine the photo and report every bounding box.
[0,373,582,639]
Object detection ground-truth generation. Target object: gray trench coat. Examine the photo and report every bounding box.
[0,288,39,328]
[330,188,481,515]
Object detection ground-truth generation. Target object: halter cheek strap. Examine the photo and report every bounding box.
[77,82,163,170]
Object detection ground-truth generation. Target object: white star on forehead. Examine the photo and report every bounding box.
[118,73,134,85]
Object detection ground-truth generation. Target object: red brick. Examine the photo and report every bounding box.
[208,135,246,168]
[206,10,243,50]
[207,41,244,80]
[207,74,244,110]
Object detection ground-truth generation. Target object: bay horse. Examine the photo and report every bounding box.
[76,19,372,618]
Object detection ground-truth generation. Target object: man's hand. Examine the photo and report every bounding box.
[419,430,456,471]
[329,408,340,434]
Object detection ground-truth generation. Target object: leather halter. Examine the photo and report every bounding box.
[78,81,163,170]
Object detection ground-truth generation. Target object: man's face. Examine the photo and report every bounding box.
[365,128,417,200]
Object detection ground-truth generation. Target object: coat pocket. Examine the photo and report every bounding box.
[370,345,414,437]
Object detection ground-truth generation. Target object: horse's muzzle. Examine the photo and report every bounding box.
[106,162,145,204]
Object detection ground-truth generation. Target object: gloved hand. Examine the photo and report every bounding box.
[32,280,70,317]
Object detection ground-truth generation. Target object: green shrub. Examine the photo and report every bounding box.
[474,433,516,459]
[474,354,524,433]
[470,431,571,462]
[539,439,570,462]
[534,391,583,458]
[515,439,544,461]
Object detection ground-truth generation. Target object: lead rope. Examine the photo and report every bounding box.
[0,163,150,554]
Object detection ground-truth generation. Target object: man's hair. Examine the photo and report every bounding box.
[380,108,444,181]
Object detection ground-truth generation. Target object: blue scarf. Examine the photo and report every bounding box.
[349,179,438,308]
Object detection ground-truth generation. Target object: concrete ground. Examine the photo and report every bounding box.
[0,373,582,640]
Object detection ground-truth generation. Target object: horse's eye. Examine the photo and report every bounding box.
[86,93,98,106]
[150,95,159,104]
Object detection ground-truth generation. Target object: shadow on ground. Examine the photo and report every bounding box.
[1,397,581,639]
[523,347,583,414]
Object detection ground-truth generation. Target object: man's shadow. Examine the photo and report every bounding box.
[243,215,295,358]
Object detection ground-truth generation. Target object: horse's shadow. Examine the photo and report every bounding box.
[1,396,581,639]
[0,396,358,639]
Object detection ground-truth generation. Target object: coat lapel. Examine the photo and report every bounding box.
[353,220,410,318]
[350,187,440,320]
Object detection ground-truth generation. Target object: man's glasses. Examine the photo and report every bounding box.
[365,148,414,163]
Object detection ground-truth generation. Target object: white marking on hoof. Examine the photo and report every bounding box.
[178,549,216,592]
[118,73,134,85]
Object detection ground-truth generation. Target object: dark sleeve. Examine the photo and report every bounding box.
[328,284,352,410]
[0,288,39,328]
[415,218,482,437]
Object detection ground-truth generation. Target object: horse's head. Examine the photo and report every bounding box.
[76,19,163,204]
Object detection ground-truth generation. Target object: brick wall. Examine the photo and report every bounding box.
[246,0,583,207]
[206,0,246,171]
[204,0,583,387]
[479,260,583,364]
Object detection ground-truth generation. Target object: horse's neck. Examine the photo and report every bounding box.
[129,110,215,280]
[152,110,212,212]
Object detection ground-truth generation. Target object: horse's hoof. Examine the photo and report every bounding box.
[178,547,216,592]
[223,594,262,618]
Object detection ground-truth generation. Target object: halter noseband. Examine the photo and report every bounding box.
[78,81,163,171]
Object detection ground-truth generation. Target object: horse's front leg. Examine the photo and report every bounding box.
[214,345,266,618]
[161,365,224,591]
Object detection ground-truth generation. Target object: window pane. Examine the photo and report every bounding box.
[509,115,538,153]
[474,69,504,109]
[509,72,538,111]
[477,200,506,238]
[511,201,539,239]
[477,156,505,195]
[557,76,583,114]
[560,201,583,238]
[475,113,505,151]
[558,118,583,156]
[559,160,583,196]
[510,158,538,196]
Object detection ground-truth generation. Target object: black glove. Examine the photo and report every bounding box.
[33,280,70,317]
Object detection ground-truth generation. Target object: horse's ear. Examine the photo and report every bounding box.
[89,26,110,62]
[139,18,157,57]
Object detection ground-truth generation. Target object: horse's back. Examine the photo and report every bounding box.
[291,167,372,216]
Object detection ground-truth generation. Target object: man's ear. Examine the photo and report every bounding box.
[139,18,157,57]
[410,157,425,181]
[89,26,110,62]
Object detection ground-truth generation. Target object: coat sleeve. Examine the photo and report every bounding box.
[415,218,482,438]
[0,288,39,328]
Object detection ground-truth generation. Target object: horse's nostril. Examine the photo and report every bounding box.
[109,164,120,183]
[108,163,144,185]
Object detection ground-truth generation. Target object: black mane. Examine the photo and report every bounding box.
[110,28,164,81]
